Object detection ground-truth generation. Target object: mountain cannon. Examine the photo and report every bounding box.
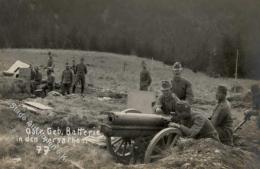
[100,109,181,164]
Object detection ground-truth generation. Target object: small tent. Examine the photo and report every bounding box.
[3,60,30,77]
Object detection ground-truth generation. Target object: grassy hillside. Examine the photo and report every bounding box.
[0,49,259,169]
[0,49,256,101]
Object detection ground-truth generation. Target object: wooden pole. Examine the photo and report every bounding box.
[151,57,154,73]
[234,49,239,92]
[235,49,239,80]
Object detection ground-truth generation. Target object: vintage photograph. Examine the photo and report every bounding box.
[0,0,260,168]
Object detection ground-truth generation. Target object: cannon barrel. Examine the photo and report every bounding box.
[106,110,171,127]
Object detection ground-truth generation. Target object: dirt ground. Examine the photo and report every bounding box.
[0,49,259,169]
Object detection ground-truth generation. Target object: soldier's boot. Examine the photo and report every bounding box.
[67,87,71,95]
[80,77,85,94]
[72,85,76,93]
[81,85,84,94]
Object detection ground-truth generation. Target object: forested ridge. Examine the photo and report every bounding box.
[0,0,260,78]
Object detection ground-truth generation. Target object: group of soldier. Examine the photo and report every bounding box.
[140,61,245,146]
[29,53,259,146]
[30,52,88,96]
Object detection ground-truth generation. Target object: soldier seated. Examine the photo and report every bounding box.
[210,85,233,146]
[169,101,220,141]
[154,80,180,116]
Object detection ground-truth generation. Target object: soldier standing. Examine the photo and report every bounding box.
[169,101,220,141]
[31,66,42,93]
[71,58,77,74]
[34,66,42,85]
[43,69,55,95]
[61,62,73,95]
[47,52,54,72]
[244,84,260,129]
[29,64,35,80]
[140,61,152,91]
[72,57,87,94]
[210,85,233,146]
[171,62,194,104]
[154,81,180,115]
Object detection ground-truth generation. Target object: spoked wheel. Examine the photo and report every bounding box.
[106,136,134,164]
[144,128,181,163]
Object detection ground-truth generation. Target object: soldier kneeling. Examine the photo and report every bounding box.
[169,101,220,141]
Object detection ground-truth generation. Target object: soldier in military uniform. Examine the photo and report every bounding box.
[210,85,233,146]
[169,101,220,141]
[71,58,77,74]
[154,81,180,115]
[47,52,54,72]
[140,61,152,91]
[29,64,35,80]
[244,84,260,129]
[31,66,42,93]
[171,62,194,104]
[43,69,55,95]
[72,57,87,94]
[61,62,73,95]
[34,66,42,84]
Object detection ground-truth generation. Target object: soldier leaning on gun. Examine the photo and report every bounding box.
[210,85,233,146]
[169,101,220,141]
[154,81,180,116]
[140,61,152,91]
[171,62,194,104]
[61,62,73,95]
[244,84,260,128]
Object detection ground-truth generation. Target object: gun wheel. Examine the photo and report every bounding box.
[106,136,134,164]
[144,128,181,163]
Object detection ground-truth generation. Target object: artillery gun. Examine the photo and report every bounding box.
[101,91,181,164]
[100,90,181,164]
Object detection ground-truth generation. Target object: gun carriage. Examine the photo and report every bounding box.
[100,109,181,164]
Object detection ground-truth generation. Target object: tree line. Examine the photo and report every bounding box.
[0,0,260,78]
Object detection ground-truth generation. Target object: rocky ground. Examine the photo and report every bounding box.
[0,49,259,169]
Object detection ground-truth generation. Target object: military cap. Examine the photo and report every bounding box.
[176,101,191,112]
[160,80,172,91]
[80,57,84,61]
[172,62,183,71]
[217,85,227,95]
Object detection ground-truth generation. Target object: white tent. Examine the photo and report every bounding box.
[3,60,30,76]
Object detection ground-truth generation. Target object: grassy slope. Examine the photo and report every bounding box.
[0,49,259,169]
[0,49,257,99]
